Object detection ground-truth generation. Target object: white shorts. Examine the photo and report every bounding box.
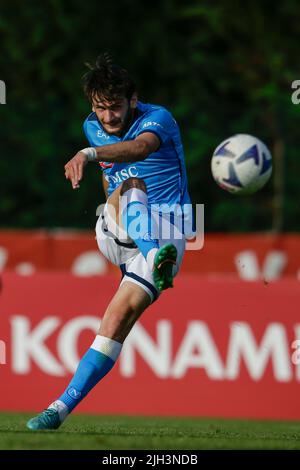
[95,202,186,303]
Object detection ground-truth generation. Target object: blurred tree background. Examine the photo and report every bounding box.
[0,0,299,232]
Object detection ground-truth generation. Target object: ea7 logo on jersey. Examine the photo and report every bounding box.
[97,130,110,139]
[142,121,163,129]
[105,166,139,184]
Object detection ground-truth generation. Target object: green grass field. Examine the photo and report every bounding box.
[0,412,300,450]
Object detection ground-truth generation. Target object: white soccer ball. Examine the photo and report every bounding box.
[211,134,272,194]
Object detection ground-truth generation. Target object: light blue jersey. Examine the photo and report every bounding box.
[83,101,192,211]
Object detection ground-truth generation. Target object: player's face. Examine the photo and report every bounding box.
[92,94,137,136]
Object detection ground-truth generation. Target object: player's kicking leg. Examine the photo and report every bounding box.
[27,177,180,431]
[26,282,151,430]
[111,177,178,291]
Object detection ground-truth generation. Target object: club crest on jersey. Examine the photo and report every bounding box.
[99,162,114,169]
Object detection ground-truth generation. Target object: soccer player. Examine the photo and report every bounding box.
[27,53,192,430]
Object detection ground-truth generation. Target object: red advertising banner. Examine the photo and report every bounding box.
[0,230,300,279]
[0,273,299,420]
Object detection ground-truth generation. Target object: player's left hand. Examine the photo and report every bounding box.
[64,152,88,189]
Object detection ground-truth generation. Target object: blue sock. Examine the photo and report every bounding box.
[58,336,122,413]
[121,188,159,262]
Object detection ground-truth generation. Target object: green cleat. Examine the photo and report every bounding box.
[153,243,177,292]
[26,409,61,431]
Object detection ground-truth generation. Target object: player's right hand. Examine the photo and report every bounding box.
[64,152,88,189]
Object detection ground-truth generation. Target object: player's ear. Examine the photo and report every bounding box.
[130,93,138,109]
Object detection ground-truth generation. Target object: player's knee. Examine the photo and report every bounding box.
[120,177,147,194]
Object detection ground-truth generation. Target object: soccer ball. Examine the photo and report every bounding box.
[211,134,272,194]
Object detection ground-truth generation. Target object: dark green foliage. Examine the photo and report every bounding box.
[0,0,299,231]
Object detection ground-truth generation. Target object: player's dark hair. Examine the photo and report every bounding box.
[83,53,136,103]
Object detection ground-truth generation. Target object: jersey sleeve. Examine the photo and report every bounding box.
[83,118,93,146]
[136,108,175,145]
[83,117,113,170]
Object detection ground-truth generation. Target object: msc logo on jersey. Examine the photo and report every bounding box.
[105,166,139,184]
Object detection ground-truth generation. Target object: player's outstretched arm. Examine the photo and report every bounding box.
[64,151,88,189]
[64,132,159,190]
[91,133,160,164]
